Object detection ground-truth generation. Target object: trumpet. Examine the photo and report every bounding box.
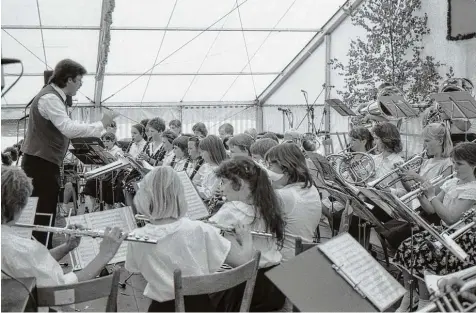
[134,214,277,239]
[367,151,425,189]
[418,266,476,312]
[326,146,377,185]
[400,173,456,203]
[12,223,158,244]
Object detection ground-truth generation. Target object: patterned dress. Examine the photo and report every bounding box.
[392,178,476,279]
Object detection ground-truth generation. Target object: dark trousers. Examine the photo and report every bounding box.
[21,154,60,249]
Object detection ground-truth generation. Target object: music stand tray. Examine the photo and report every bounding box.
[379,95,418,118]
[326,99,357,116]
[70,137,113,166]
[430,91,476,119]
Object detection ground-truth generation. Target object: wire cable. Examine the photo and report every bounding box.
[101,0,251,104]
[209,105,254,130]
[1,270,38,309]
[1,61,24,98]
[35,0,49,71]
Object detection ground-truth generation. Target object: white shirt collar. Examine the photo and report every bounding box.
[50,83,67,102]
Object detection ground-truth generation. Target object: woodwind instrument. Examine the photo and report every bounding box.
[12,223,157,244]
[418,266,476,312]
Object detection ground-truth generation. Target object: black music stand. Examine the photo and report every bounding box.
[266,245,376,312]
[379,95,418,118]
[325,98,357,116]
[430,91,476,120]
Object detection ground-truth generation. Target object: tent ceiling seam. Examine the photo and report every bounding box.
[35,0,49,71]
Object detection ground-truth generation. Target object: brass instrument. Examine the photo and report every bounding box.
[367,151,425,189]
[12,223,157,244]
[326,146,377,185]
[357,85,406,120]
[400,173,456,203]
[418,266,476,312]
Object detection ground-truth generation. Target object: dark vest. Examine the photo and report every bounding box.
[21,85,69,166]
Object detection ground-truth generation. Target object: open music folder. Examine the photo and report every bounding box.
[176,170,210,220]
[66,206,137,270]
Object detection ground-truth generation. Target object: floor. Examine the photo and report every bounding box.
[52,202,397,312]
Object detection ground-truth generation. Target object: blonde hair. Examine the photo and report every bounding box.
[133,167,187,220]
[422,123,453,158]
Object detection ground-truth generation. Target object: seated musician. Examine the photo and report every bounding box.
[105,120,117,134]
[192,122,208,139]
[137,118,166,167]
[196,135,228,200]
[265,143,322,262]
[392,142,476,311]
[187,136,206,186]
[250,138,278,165]
[209,157,286,312]
[160,130,178,167]
[125,166,253,312]
[170,135,192,172]
[228,133,255,159]
[1,166,126,287]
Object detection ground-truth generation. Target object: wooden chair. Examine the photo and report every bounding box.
[294,236,318,256]
[36,270,120,312]
[174,251,261,312]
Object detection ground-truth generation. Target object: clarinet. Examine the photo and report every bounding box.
[190,157,204,180]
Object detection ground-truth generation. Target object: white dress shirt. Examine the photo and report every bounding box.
[210,201,282,268]
[38,84,104,139]
[1,225,78,287]
[125,219,230,302]
[196,164,221,199]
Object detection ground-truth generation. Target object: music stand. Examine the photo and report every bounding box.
[430,91,476,120]
[325,99,357,116]
[378,95,418,118]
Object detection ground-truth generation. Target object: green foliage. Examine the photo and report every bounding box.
[331,0,453,107]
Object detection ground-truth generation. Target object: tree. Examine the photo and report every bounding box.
[331,0,453,108]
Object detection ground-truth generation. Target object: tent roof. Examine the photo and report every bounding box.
[2,0,346,107]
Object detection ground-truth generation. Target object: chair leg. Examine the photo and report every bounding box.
[376,233,390,267]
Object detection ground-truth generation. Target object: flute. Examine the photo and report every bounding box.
[13,223,157,244]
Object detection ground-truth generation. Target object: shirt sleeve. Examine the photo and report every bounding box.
[38,94,104,139]
[202,224,231,273]
[209,202,254,226]
[459,185,476,201]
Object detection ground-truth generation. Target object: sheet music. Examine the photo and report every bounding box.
[319,233,406,311]
[66,207,137,270]
[177,171,209,220]
[11,197,38,239]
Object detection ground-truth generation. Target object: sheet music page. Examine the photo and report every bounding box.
[177,171,209,220]
[11,197,38,238]
[66,214,98,269]
[319,233,406,311]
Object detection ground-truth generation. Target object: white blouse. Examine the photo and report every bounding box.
[162,150,175,167]
[1,226,78,287]
[371,152,404,194]
[276,183,322,262]
[196,164,221,199]
[440,178,476,213]
[209,201,282,268]
[128,139,147,159]
[125,219,230,302]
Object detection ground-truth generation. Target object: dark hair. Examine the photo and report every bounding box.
[101,131,117,143]
[2,166,33,223]
[349,127,375,152]
[48,59,87,88]
[265,143,313,188]
[302,139,316,152]
[228,134,255,156]
[215,157,285,248]
[147,117,166,133]
[372,122,402,153]
[163,129,178,144]
[223,136,231,150]
[219,123,234,136]
[261,132,279,143]
[140,119,150,128]
[188,136,200,148]
[169,119,182,129]
[107,121,117,128]
[172,135,190,156]
[3,147,18,161]
[451,142,476,174]
[1,153,12,166]
[250,138,278,158]
[131,123,145,137]
[192,122,208,137]
[198,135,228,165]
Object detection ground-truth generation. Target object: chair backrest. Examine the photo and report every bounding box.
[295,236,318,256]
[36,270,120,312]
[174,251,261,312]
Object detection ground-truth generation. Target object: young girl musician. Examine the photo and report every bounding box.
[187,136,206,186]
[170,135,192,172]
[210,157,286,312]
[392,142,476,311]
[125,166,253,312]
[137,117,166,166]
[228,133,255,159]
[160,130,178,167]
[196,135,228,200]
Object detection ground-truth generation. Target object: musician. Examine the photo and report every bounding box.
[250,138,278,165]
[192,122,208,138]
[218,122,234,140]
[127,124,147,158]
[20,59,117,248]
[160,130,178,167]
[228,133,255,159]
[258,132,280,143]
[168,119,182,135]
[170,135,192,172]
[244,128,258,140]
[1,166,126,288]
[196,135,228,200]
[265,143,322,262]
[393,142,476,311]
[102,131,122,157]
[125,166,253,312]
[187,136,206,186]
[138,117,166,166]
[209,157,286,312]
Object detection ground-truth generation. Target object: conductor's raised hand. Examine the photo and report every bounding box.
[98,227,128,260]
